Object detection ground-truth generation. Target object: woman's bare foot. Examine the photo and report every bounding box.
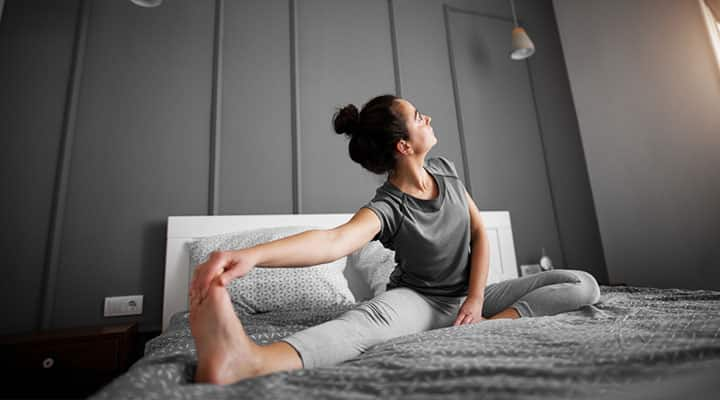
[189,278,264,384]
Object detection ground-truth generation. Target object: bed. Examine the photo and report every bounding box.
[90,212,720,399]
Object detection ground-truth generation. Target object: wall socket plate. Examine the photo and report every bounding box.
[104,295,143,317]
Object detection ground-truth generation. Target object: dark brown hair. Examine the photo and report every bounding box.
[332,94,408,174]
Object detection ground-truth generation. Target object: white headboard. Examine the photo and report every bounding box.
[162,211,518,331]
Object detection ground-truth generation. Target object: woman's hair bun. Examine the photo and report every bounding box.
[332,104,360,136]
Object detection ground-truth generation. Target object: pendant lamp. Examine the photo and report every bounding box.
[509,0,535,60]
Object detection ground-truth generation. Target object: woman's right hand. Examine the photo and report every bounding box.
[189,249,257,303]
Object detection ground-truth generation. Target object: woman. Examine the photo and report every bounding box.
[188,94,601,385]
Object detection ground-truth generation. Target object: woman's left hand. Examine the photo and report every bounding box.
[453,296,486,326]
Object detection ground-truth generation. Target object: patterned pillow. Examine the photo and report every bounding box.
[188,226,356,314]
[347,240,396,297]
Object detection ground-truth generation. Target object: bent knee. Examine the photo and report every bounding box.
[565,269,601,305]
[539,269,583,285]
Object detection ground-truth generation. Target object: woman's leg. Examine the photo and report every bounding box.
[190,279,302,384]
[487,307,521,320]
[281,287,444,369]
[190,283,445,383]
[481,269,601,318]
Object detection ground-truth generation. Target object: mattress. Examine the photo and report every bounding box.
[90,285,720,399]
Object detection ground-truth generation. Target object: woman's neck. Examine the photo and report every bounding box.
[388,158,434,196]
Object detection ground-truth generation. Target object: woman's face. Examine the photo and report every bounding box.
[393,99,436,156]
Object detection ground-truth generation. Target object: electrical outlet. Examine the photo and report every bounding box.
[104,295,143,317]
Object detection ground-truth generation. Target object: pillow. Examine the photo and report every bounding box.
[188,225,356,314]
[347,240,396,297]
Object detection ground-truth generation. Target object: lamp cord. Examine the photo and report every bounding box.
[510,0,519,27]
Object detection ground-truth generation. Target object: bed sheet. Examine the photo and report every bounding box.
[90,285,720,399]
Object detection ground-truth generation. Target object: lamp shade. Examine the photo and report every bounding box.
[510,27,535,60]
[130,0,162,7]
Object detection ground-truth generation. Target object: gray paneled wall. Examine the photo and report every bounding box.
[1,0,81,335]
[554,0,720,290]
[0,0,605,334]
[521,0,605,288]
[49,0,215,331]
[221,0,294,214]
[446,6,561,271]
[299,0,398,212]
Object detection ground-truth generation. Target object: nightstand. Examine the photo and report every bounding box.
[0,322,138,399]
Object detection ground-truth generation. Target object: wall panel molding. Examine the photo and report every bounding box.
[290,0,301,213]
[442,4,473,194]
[40,0,89,330]
[209,0,224,215]
[388,0,401,96]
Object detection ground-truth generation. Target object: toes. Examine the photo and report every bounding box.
[189,291,199,309]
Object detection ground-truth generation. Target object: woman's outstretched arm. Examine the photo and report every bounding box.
[190,208,380,301]
[251,208,379,268]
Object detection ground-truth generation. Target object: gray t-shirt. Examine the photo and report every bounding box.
[362,156,471,297]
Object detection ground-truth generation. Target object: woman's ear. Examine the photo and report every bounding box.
[394,140,404,156]
[396,140,412,156]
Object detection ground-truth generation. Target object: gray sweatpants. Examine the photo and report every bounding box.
[281,269,601,368]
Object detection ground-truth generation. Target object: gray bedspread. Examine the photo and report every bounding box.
[90,285,720,399]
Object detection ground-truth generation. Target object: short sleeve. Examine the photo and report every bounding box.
[430,156,459,178]
[362,198,401,246]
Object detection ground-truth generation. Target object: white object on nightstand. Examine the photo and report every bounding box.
[539,248,553,271]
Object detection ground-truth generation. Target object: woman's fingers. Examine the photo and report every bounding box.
[190,266,217,302]
[189,289,200,309]
[218,267,237,286]
[190,272,199,295]
[452,314,462,326]
[453,312,475,326]
[453,313,467,326]
[189,251,246,303]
